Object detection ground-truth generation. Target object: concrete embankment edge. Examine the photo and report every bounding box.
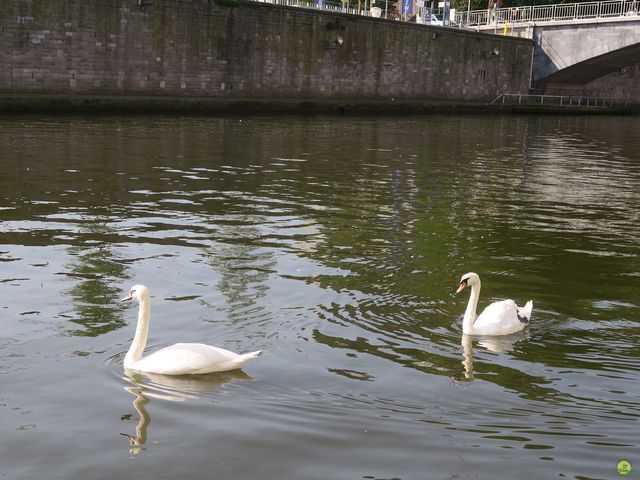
[0,95,635,115]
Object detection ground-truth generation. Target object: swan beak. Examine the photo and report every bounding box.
[456,282,467,294]
[121,291,133,302]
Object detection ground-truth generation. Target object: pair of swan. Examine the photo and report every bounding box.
[122,273,532,375]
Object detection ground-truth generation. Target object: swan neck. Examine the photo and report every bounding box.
[125,298,150,366]
[462,280,481,334]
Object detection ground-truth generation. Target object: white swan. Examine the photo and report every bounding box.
[122,285,262,375]
[456,273,533,336]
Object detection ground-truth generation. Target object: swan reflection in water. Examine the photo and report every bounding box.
[459,332,529,381]
[120,368,252,454]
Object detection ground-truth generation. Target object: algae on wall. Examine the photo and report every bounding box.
[94,1,121,45]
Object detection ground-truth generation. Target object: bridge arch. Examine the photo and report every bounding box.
[532,19,640,84]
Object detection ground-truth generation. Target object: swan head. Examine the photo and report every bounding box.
[122,285,150,303]
[456,272,479,294]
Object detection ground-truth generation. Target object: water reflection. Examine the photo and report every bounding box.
[476,332,530,354]
[58,215,130,337]
[120,382,150,455]
[460,334,474,381]
[64,248,129,337]
[459,333,529,381]
[203,232,276,326]
[120,369,252,454]
[455,332,563,401]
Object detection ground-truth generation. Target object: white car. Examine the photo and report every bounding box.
[429,14,444,26]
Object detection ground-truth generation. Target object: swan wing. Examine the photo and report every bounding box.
[133,343,261,375]
[519,300,534,322]
[473,299,528,336]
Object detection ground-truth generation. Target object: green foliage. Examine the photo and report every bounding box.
[451,0,489,9]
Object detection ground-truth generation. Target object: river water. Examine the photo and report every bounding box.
[0,114,638,479]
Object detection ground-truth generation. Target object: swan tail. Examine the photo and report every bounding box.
[232,350,263,367]
[518,300,533,323]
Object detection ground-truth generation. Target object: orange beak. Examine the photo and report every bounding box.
[456,282,467,294]
[121,291,133,302]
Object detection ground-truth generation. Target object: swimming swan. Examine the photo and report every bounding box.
[456,273,533,336]
[122,285,262,375]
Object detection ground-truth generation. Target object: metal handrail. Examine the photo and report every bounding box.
[457,0,639,27]
[492,93,630,107]
[245,0,640,28]
[254,0,384,18]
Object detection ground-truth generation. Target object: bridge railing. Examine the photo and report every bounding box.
[245,0,640,28]
[492,93,630,107]
[254,0,372,17]
[247,0,640,27]
[457,0,639,27]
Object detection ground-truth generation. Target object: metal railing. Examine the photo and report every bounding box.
[254,0,381,18]
[243,0,640,28]
[492,93,630,107]
[457,0,640,27]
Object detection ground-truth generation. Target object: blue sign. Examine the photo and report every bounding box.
[402,0,413,15]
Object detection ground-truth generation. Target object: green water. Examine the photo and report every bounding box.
[0,114,638,479]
